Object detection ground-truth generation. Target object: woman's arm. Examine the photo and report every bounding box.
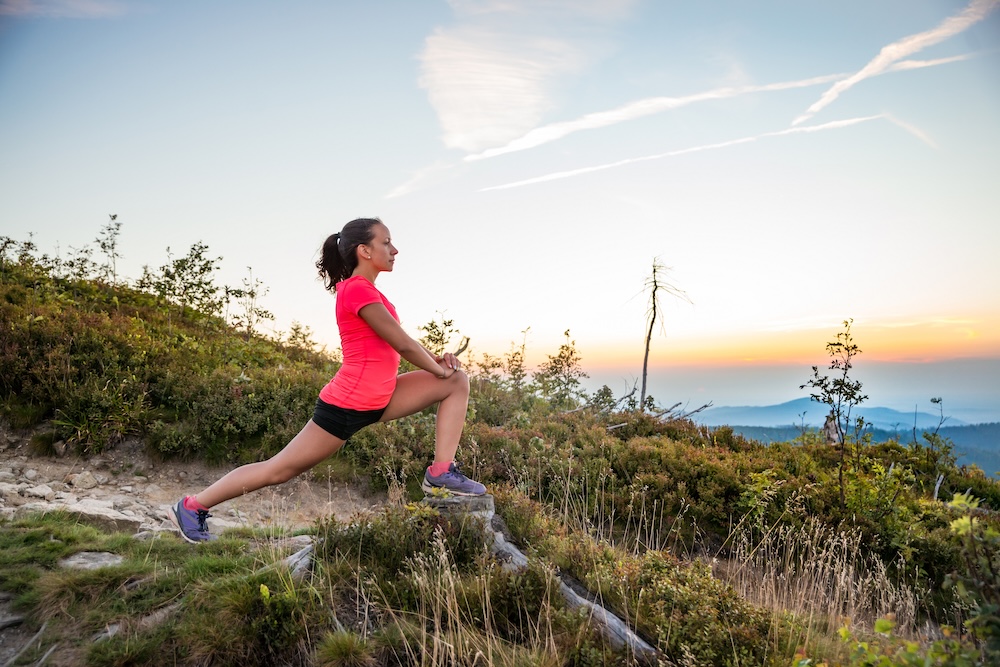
[358,302,455,378]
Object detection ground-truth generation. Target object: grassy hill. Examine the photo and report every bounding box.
[2,234,1000,665]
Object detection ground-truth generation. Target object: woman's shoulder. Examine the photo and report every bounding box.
[337,276,383,300]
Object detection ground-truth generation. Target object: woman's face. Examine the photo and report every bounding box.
[362,223,398,272]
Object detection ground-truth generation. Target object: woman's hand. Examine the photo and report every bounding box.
[438,352,461,371]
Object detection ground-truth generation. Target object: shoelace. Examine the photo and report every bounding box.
[195,509,212,533]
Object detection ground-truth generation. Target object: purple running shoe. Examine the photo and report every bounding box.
[422,462,486,496]
[168,498,216,543]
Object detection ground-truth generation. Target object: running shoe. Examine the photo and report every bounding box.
[167,498,216,543]
[422,462,486,496]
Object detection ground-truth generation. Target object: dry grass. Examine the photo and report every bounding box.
[716,518,919,652]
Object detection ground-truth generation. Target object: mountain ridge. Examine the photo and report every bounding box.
[695,396,965,430]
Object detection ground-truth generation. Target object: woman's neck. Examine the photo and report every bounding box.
[352,266,378,283]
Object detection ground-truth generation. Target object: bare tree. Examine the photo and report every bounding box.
[640,258,690,409]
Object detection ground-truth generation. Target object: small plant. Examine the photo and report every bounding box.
[801,319,869,508]
[533,329,588,410]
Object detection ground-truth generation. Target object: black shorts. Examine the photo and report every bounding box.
[312,398,386,440]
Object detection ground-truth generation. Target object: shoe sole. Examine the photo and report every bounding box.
[421,480,486,497]
[166,506,203,544]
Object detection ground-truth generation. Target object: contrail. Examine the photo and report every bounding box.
[792,0,998,125]
[479,115,887,192]
[465,52,973,163]
[465,73,846,162]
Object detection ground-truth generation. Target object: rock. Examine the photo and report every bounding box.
[25,484,55,501]
[59,552,124,570]
[52,440,67,457]
[0,469,15,483]
[15,502,143,534]
[73,471,99,489]
[0,482,22,497]
[422,493,496,524]
[22,469,39,482]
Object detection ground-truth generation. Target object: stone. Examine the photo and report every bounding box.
[59,552,124,570]
[15,502,143,534]
[422,493,496,525]
[22,469,39,481]
[52,440,67,457]
[73,470,99,489]
[0,469,15,483]
[25,484,55,501]
[0,482,22,497]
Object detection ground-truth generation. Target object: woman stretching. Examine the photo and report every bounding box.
[168,217,485,543]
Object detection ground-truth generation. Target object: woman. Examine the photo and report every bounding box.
[168,217,485,543]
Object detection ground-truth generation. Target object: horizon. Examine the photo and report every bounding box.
[2,0,998,410]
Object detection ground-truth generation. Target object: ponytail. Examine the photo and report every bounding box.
[316,217,382,292]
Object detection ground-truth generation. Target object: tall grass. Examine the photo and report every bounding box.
[718,518,920,657]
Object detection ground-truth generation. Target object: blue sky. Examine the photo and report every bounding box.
[2,0,998,420]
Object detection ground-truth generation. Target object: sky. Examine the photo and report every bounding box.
[1,0,998,422]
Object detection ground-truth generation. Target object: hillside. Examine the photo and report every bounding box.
[2,235,1000,665]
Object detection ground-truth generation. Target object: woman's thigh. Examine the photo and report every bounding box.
[380,370,464,422]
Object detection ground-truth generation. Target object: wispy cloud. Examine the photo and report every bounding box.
[0,0,128,18]
[385,160,458,199]
[465,54,973,162]
[792,0,998,125]
[465,73,847,161]
[418,0,634,153]
[479,115,888,192]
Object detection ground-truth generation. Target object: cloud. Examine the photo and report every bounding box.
[792,0,998,125]
[0,0,128,18]
[419,28,585,152]
[465,73,847,161]
[385,161,457,199]
[479,115,889,192]
[418,0,633,153]
[465,53,975,162]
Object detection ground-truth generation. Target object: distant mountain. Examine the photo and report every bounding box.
[695,397,966,430]
[705,422,1000,479]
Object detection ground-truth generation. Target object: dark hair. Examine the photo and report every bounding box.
[317,217,382,291]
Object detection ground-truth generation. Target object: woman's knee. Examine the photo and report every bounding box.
[450,369,470,395]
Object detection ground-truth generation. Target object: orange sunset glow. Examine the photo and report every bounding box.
[582,314,1000,370]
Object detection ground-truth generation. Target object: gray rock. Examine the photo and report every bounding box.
[25,484,55,501]
[59,552,124,570]
[52,440,67,457]
[15,502,143,534]
[0,481,22,497]
[0,469,15,483]
[73,470,99,490]
[22,469,39,481]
